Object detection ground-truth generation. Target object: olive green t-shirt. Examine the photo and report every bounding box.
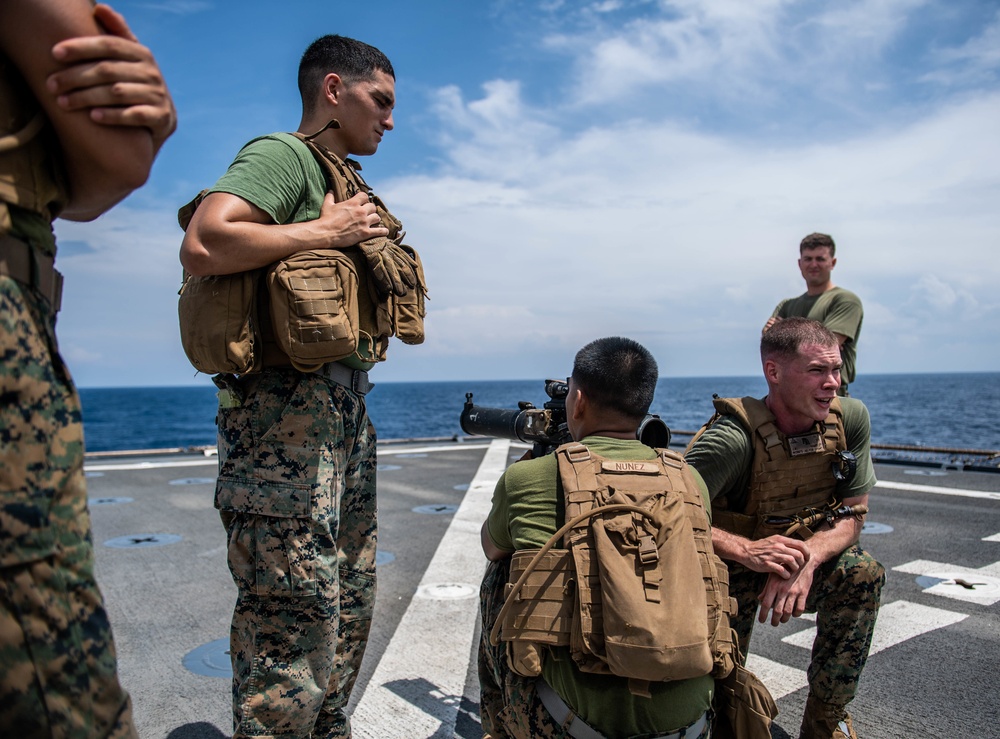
[485,436,714,737]
[684,396,877,511]
[209,133,374,370]
[772,286,863,389]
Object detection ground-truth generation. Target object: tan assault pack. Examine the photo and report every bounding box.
[491,443,739,697]
[176,132,427,375]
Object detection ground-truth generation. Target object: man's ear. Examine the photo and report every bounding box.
[763,358,780,385]
[570,386,587,421]
[322,72,343,106]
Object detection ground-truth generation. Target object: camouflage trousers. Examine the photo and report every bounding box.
[0,277,136,737]
[215,368,377,739]
[478,560,711,739]
[728,543,884,707]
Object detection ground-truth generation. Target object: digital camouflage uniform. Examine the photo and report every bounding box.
[0,52,136,738]
[216,368,377,738]
[686,398,884,737]
[727,545,883,705]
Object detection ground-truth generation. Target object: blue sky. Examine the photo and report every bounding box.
[53,0,1000,388]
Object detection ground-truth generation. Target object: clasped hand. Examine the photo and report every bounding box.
[745,535,814,627]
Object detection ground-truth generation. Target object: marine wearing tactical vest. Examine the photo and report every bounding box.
[177,128,426,378]
[685,318,883,739]
[694,395,855,542]
[480,337,776,739]
[1,6,176,735]
[178,35,421,738]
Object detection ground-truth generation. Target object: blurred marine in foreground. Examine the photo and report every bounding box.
[0,1,175,735]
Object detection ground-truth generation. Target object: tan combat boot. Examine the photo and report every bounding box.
[799,695,858,739]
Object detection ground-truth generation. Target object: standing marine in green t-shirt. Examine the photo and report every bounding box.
[179,35,421,739]
[765,232,863,396]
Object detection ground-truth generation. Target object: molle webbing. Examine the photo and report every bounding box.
[290,134,390,355]
[712,396,846,540]
[496,443,738,686]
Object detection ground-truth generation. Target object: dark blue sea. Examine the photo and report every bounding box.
[78,373,1000,454]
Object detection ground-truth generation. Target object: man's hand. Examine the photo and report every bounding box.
[317,191,389,247]
[740,534,810,578]
[47,4,176,149]
[757,562,817,626]
[763,316,782,334]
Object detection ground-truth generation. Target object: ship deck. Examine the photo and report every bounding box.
[84,439,1000,738]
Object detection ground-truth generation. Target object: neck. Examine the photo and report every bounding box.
[299,116,347,159]
[805,281,835,297]
[584,429,636,440]
[764,395,816,436]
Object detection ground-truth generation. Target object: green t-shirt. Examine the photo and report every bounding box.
[684,396,876,511]
[486,436,714,737]
[772,286,863,388]
[209,133,374,370]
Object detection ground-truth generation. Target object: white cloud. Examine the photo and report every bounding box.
[51,0,1000,385]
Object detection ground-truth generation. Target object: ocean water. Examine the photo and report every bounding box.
[78,372,1000,454]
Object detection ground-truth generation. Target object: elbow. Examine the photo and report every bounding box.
[58,168,152,222]
[180,236,217,277]
[180,249,214,278]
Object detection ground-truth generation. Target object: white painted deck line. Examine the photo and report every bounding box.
[875,480,1000,501]
[744,654,808,701]
[85,458,219,472]
[82,442,495,473]
[353,438,510,738]
[781,599,969,655]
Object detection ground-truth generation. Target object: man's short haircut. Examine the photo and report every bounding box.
[572,337,658,420]
[799,232,836,256]
[298,35,395,116]
[761,317,839,364]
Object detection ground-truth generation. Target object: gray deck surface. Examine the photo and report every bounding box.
[84,441,1000,738]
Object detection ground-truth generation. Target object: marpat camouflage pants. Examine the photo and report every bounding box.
[215,368,377,738]
[727,543,884,707]
[0,277,136,737]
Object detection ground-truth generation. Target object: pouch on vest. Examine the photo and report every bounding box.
[178,268,262,375]
[266,249,360,372]
[176,189,263,375]
[712,663,778,739]
[571,455,714,684]
[390,241,427,345]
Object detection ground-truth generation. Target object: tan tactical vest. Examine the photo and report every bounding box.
[286,134,388,362]
[494,443,738,696]
[176,132,426,374]
[705,396,846,540]
[0,52,66,232]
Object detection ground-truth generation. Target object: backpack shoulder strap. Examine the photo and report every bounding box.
[286,131,360,203]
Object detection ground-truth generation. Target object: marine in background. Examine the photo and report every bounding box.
[764,233,863,396]
[0,1,175,734]
[686,318,884,739]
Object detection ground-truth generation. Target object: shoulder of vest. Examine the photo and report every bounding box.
[712,396,771,433]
